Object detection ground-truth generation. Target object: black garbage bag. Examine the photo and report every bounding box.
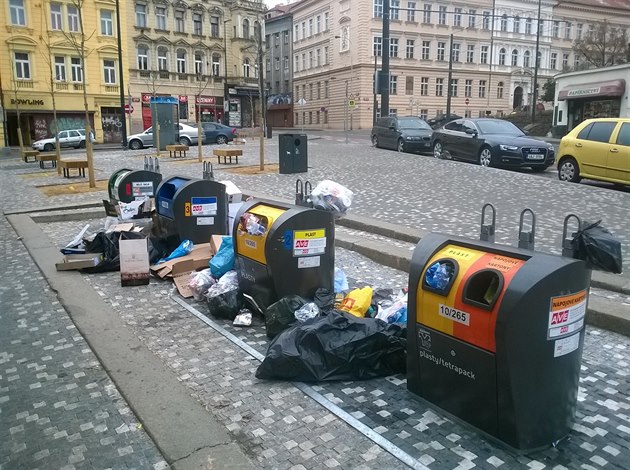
[313,288,335,315]
[573,220,623,274]
[265,295,307,339]
[256,311,407,382]
[206,271,243,320]
[83,231,162,273]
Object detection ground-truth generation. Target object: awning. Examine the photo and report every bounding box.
[558,79,625,101]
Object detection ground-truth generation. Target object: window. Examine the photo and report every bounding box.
[421,41,430,60]
[309,83,313,100]
[316,15,321,33]
[212,54,220,76]
[577,23,583,40]
[565,22,572,39]
[273,33,279,46]
[407,2,416,22]
[478,80,486,98]
[309,51,313,68]
[158,47,168,71]
[138,46,148,70]
[438,6,447,25]
[497,81,504,99]
[10,0,26,26]
[325,80,329,98]
[308,18,313,36]
[103,59,116,84]
[193,13,202,35]
[284,31,289,43]
[437,42,445,61]
[406,40,414,59]
[373,37,382,56]
[513,16,520,33]
[54,56,66,81]
[135,3,147,27]
[511,49,518,66]
[465,79,472,97]
[406,76,414,95]
[243,19,250,39]
[466,45,474,63]
[391,0,400,20]
[316,49,321,66]
[324,46,328,64]
[294,24,299,41]
[616,123,630,146]
[500,14,508,32]
[284,56,289,70]
[156,7,166,30]
[243,58,251,77]
[420,109,428,119]
[525,18,532,35]
[523,50,531,68]
[453,8,462,27]
[67,5,79,32]
[562,53,569,69]
[423,4,431,23]
[550,52,557,70]
[195,52,203,75]
[317,81,321,99]
[452,43,460,62]
[324,12,329,30]
[498,48,506,65]
[390,75,397,95]
[482,11,490,30]
[390,39,399,57]
[265,58,270,71]
[71,57,82,82]
[14,52,30,79]
[420,77,429,96]
[374,0,383,18]
[435,78,443,96]
[51,3,62,30]
[553,21,559,38]
[480,45,488,64]
[101,10,113,36]
[273,57,279,71]
[177,50,186,74]
[175,10,185,33]
[468,9,476,28]
[450,79,458,97]
[583,122,616,143]
[301,22,306,38]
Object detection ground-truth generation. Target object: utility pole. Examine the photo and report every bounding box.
[381,0,391,117]
[256,21,265,170]
[115,0,127,149]
[446,34,454,117]
[344,80,348,144]
[531,0,542,123]
[372,54,378,126]
[223,18,231,126]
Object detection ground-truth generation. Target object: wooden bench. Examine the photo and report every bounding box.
[22,149,39,163]
[166,144,189,158]
[59,159,88,178]
[36,152,57,169]
[213,148,242,164]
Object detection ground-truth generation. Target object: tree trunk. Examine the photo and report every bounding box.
[197,100,203,162]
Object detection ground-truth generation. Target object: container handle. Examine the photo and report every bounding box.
[154,157,160,174]
[202,161,214,180]
[144,156,149,171]
[561,213,582,258]
[480,203,496,243]
[295,178,304,205]
[518,208,536,250]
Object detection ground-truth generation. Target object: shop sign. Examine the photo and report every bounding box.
[10,98,45,106]
[196,96,216,105]
[567,87,600,98]
[179,95,188,102]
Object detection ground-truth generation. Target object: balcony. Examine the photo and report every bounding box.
[139,70,151,78]
[55,82,69,91]
[159,71,170,79]
[178,74,188,82]
[73,83,84,90]
[105,85,119,93]
[16,80,34,89]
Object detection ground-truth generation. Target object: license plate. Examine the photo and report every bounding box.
[527,154,545,160]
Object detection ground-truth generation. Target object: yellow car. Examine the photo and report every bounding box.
[557,118,630,186]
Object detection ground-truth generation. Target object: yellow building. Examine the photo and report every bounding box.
[0,0,130,149]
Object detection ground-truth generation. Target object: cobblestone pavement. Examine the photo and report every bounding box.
[0,218,168,470]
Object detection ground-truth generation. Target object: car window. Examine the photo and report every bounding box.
[444,121,461,131]
[58,131,67,138]
[68,130,80,137]
[584,122,616,143]
[77,130,85,136]
[476,120,523,136]
[617,123,630,146]
[145,127,152,134]
[397,117,431,130]
[461,121,477,133]
[577,123,592,140]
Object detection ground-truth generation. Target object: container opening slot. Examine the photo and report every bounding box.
[238,213,269,236]
[422,259,458,296]
[159,183,178,200]
[463,270,503,310]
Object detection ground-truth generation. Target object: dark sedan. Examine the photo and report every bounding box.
[371,116,433,153]
[431,118,555,171]
[201,122,237,144]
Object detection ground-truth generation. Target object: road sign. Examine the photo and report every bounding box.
[465,98,470,105]
[297,98,306,106]
[124,104,134,114]
[348,99,356,109]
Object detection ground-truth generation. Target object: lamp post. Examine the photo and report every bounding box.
[335,34,351,144]
[531,0,542,123]
[115,0,127,149]
[223,18,231,126]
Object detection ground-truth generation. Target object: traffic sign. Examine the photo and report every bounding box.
[348,99,356,109]
[124,104,134,114]
[297,98,306,106]
[465,98,470,105]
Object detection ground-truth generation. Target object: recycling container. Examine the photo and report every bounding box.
[108,168,162,204]
[233,199,334,312]
[407,228,591,450]
[278,134,307,174]
[155,176,228,246]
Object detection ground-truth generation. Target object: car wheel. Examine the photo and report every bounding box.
[371,135,379,148]
[558,158,581,183]
[216,135,227,145]
[44,143,54,151]
[478,147,493,167]
[432,141,443,158]
[179,136,191,146]
[79,140,86,149]
[129,139,143,150]
[397,139,405,153]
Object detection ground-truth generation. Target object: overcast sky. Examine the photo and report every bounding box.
[265,0,293,8]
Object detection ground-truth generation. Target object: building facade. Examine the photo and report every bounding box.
[1,0,131,148]
[126,0,266,133]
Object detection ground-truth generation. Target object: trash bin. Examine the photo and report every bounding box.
[108,161,162,204]
[155,176,228,246]
[278,134,307,174]
[233,198,334,312]
[407,206,591,450]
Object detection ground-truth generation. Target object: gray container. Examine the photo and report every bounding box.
[150,97,179,150]
[279,134,307,174]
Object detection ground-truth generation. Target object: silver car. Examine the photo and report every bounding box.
[32,129,95,151]
[127,123,206,150]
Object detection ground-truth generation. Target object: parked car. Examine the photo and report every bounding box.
[557,118,630,186]
[427,113,462,129]
[371,116,433,153]
[32,129,95,151]
[201,122,237,144]
[431,118,555,171]
[127,123,205,150]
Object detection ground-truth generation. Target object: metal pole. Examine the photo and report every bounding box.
[372,54,377,126]
[446,33,454,117]
[224,19,230,126]
[381,0,390,117]
[531,0,542,123]
[345,80,348,144]
[115,0,128,149]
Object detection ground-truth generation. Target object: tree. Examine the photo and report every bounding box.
[573,20,629,69]
[193,51,213,162]
[39,30,63,175]
[142,70,162,157]
[7,47,25,157]
[541,79,555,103]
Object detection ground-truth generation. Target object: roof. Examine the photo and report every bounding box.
[559,0,630,10]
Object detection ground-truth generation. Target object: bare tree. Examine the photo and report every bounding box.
[573,20,629,70]
[7,47,25,157]
[62,0,96,187]
[193,51,213,162]
[39,31,63,174]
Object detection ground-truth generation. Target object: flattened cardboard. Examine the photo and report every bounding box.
[55,253,103,271]
[120,238,150,286]
[150,243,214,279]
[173,271,196,297]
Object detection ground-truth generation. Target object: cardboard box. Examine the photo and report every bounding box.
[219,180,242,204]
[55,253,103,271]
[150,242,215,280]
[120,238,150,286]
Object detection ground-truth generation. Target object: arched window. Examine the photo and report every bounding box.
[511,49,518,66]
[500,14,508,32]
[536,50,542,68]
[242,18,250,39]
[137,45,149,70]
[158,46,168,71]
[177,49,186,74]
[212,53,221,76]
[523,50,531,68]
[498,48,506,65]
[497,81,504,99]
[243,58,251,77]
[194,51,204,75]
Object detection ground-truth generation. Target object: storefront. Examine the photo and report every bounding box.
[267,93,293,128]
[227,85,260,128]
[195,96,224,123]
[553,64,629,137]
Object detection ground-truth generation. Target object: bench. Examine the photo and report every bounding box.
[59,159,88,178]
[36,152,57,169]
[213,148,242,164]
[22,149,39,163]
[166,144,189,158]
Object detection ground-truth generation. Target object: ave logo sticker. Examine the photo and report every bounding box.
[547,290,587,340]
[550,310,569,325]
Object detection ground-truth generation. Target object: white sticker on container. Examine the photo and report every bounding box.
[553,332,580,357]
[548,290,587,339]
[298,256,321,269]
[132,181,154,196]
[548,318,585,339]
[438,304,471,326]
[293,236,327,257]
[196,217,214,225]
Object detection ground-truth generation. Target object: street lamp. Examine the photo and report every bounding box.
[531,0,542,123]
[115,0,128,149]
[334,34,352,144]
[223,18,231,126]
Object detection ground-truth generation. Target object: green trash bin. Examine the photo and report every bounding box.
[279,134,307,174]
